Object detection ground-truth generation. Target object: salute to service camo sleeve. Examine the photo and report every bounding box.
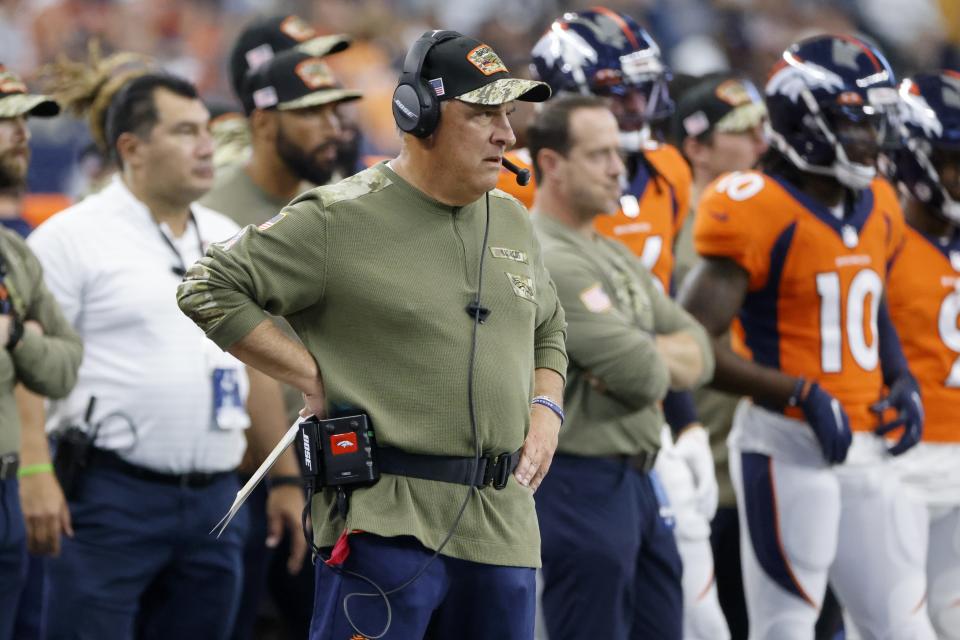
[177,193,328,349]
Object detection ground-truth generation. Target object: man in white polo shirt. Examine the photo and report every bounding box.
[28,71,304,640]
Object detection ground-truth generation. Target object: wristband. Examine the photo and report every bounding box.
[269,475,303,488]
[17,463,53,479]
[5,314,22,351]
[531,395,564,426]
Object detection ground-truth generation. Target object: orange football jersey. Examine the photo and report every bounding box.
[887,224,960,443]
[694,171,903,431]
[497,143,692,289]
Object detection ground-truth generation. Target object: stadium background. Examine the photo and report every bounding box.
[2,0,957,209]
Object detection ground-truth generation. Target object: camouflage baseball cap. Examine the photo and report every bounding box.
[675,75,766,139]
[419,33,550,105]
[0,67,59,118]
[241,49,361,115]
[229,14,351,99]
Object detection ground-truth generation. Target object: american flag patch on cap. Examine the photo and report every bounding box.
[253,86,278,109]
[428,77,445,97]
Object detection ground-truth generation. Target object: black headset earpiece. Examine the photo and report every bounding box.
[392,30,459,138]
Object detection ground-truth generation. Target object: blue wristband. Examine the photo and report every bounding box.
[531,395,564,426]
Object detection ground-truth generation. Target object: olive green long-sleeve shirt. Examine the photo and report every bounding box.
[178,162,567,567]
[532,213,713,457]
[0,228,82,456]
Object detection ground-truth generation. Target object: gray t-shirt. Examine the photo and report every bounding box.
[200,165,293,230]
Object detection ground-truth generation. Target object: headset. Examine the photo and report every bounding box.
[392,30,460,138]
[392,30,532,187]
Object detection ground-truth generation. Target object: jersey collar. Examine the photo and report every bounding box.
[769,173,874,240]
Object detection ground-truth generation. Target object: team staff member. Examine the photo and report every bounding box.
[0,67,81,640]
[524,12,724,637]
[679,35,934,639]
[887,71,960,639]
[204,31,359,228]
[28,71,304,640]
[204,42,361,640]
[529,95,714,639]
[0,70,82,640]
[210,14,351,177]
[178,31,566,639]
[671,73,767,640]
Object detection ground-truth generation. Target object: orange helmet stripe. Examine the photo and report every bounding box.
[591,6,640,50]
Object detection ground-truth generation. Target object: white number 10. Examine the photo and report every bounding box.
[816,269,882,373]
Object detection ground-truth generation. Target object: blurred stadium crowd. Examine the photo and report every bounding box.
[1,0,958,202]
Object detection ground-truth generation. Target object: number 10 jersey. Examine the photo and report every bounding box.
[693,170,904,432]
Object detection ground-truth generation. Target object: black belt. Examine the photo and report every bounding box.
[88,448,233,489]
[600,449,658,474]
[0,453,18,480]
[377,448,521,489]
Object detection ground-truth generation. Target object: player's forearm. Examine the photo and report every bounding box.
[655,331,706,389]
[710,340,797,407]
[228,319,321,397]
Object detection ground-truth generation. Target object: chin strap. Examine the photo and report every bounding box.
[901,130,960,225]
[766,120,876,191]
[618,126,651,153]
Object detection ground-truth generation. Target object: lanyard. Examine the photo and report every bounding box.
[157,210,204,277]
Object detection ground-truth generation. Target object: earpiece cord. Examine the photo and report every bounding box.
[302,194,492,639]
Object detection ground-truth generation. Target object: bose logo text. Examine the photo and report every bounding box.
[302,433,312,471]
[393,98,415,119]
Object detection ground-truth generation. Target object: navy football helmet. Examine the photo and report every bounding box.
[892,72,960,224]
[764,34,898,190]
[530,6,672,135]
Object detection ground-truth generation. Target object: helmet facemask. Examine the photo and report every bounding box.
[769,81,896,190]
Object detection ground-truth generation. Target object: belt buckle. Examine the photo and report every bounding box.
[482,453,511,490]
[180,472,209,489]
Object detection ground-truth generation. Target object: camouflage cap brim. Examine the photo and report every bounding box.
[277,88,363,111]
[0,93,60,118]
[714,102,767,134]
[456,78,551,105]
[295,34,352,58]
[210,113,252,170]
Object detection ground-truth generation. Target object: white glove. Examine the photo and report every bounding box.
[673,425,719,522]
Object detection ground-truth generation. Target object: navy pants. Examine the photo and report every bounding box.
[13,554,48,639]
[711,506,748,640]
[536,454,683,639]
[46,465,248,640]
[0,477,27,640]
[229,479,269,640]
[310,533,536,639]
